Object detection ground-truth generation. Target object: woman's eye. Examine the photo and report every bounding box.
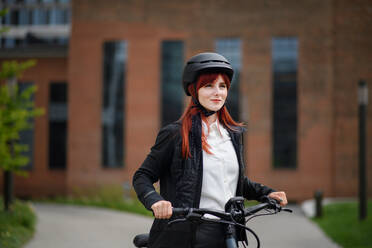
[220,84,227,88]
[205,84,212,87]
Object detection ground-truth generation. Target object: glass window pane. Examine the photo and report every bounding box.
[272,37,298,169]
[161,41,184,127]
[1,0,71,47]
[19,9,31,25]
[57,37,69,45]
[215,38,242,121]
[4,9,12,24]
[32,9,47,25]
[49,8,58,24]
[102,41,126,168]
[49,82,68,169]
[52,9,66,24]
[4,38,16,48]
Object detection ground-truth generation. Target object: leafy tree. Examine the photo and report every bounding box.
[0,9,44,211]
[0,61,43,171]
[0,60,44,211]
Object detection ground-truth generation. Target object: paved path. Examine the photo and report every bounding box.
[25,203,152,248]
[244,205,340,248]
[26,203,340,248]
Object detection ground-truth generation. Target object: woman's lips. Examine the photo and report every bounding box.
[211,99,221,102]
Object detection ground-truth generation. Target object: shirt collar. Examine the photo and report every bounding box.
[202,119,229,139]
[202,119,217,132]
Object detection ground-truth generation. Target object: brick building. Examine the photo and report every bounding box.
[0,0,371,202]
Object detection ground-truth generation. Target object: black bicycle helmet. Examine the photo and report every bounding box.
[182,52,234,96]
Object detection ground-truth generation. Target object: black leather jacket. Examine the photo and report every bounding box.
[133,121,274,248]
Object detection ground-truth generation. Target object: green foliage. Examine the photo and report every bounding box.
[0,60,36,80]
[0,12,41,173]
[0,83,44,173]
[0,9,8,16]
[0,26,10,34]
[0,199,36,248]
[313,201,372,248]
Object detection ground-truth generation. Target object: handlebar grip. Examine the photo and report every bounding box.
[260,196,282,208]
[172,207,189,217]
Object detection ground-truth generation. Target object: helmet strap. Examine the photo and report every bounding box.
[191,97,216,117]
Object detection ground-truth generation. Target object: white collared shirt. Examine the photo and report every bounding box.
[199,120,239,215]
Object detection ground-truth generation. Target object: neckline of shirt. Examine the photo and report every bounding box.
[202,119,229,139]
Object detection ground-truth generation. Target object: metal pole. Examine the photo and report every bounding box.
[4,170,13,211]
[314,190,323,218]
[358,80,368,220]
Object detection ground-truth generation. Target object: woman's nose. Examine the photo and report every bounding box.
[213,86,222,95]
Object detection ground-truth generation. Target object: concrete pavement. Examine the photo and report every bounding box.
[25,203,153,248]
[25,203,340,248]
[244,205,340,248]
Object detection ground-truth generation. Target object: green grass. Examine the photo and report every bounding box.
[313,201,372,248]
[37,185,153,217]
[0,199,36,248]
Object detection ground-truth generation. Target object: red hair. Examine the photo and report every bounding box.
[179,73,244,159]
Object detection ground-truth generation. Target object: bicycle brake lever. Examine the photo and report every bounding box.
[187,213,204,222]
[168,213,204,226]
[282,208,293,213]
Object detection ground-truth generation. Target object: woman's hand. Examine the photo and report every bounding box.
[268,191,288,206]
[151,200,173,219]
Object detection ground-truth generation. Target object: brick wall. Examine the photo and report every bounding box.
[70,0,340,202]
[332,0,372,197]
[2,0,370,201]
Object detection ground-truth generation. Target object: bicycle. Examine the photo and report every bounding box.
[133,196,292,248]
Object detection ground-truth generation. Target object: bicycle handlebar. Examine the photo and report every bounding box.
[134,197,292,248]
[171,197,292,224]
[168,198,292,248]
[172,207,231,219]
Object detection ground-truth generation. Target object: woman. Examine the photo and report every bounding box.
[133,52,287,248]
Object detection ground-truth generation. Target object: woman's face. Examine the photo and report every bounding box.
[197,74,228,112]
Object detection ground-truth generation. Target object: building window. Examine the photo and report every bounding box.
[161,41,184,127]
[102,41,126,168]
[49,82,68,169]
[0,0,70,48]
[272,37,298,169]
[215,38,242,121]
[19,82,35,170]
